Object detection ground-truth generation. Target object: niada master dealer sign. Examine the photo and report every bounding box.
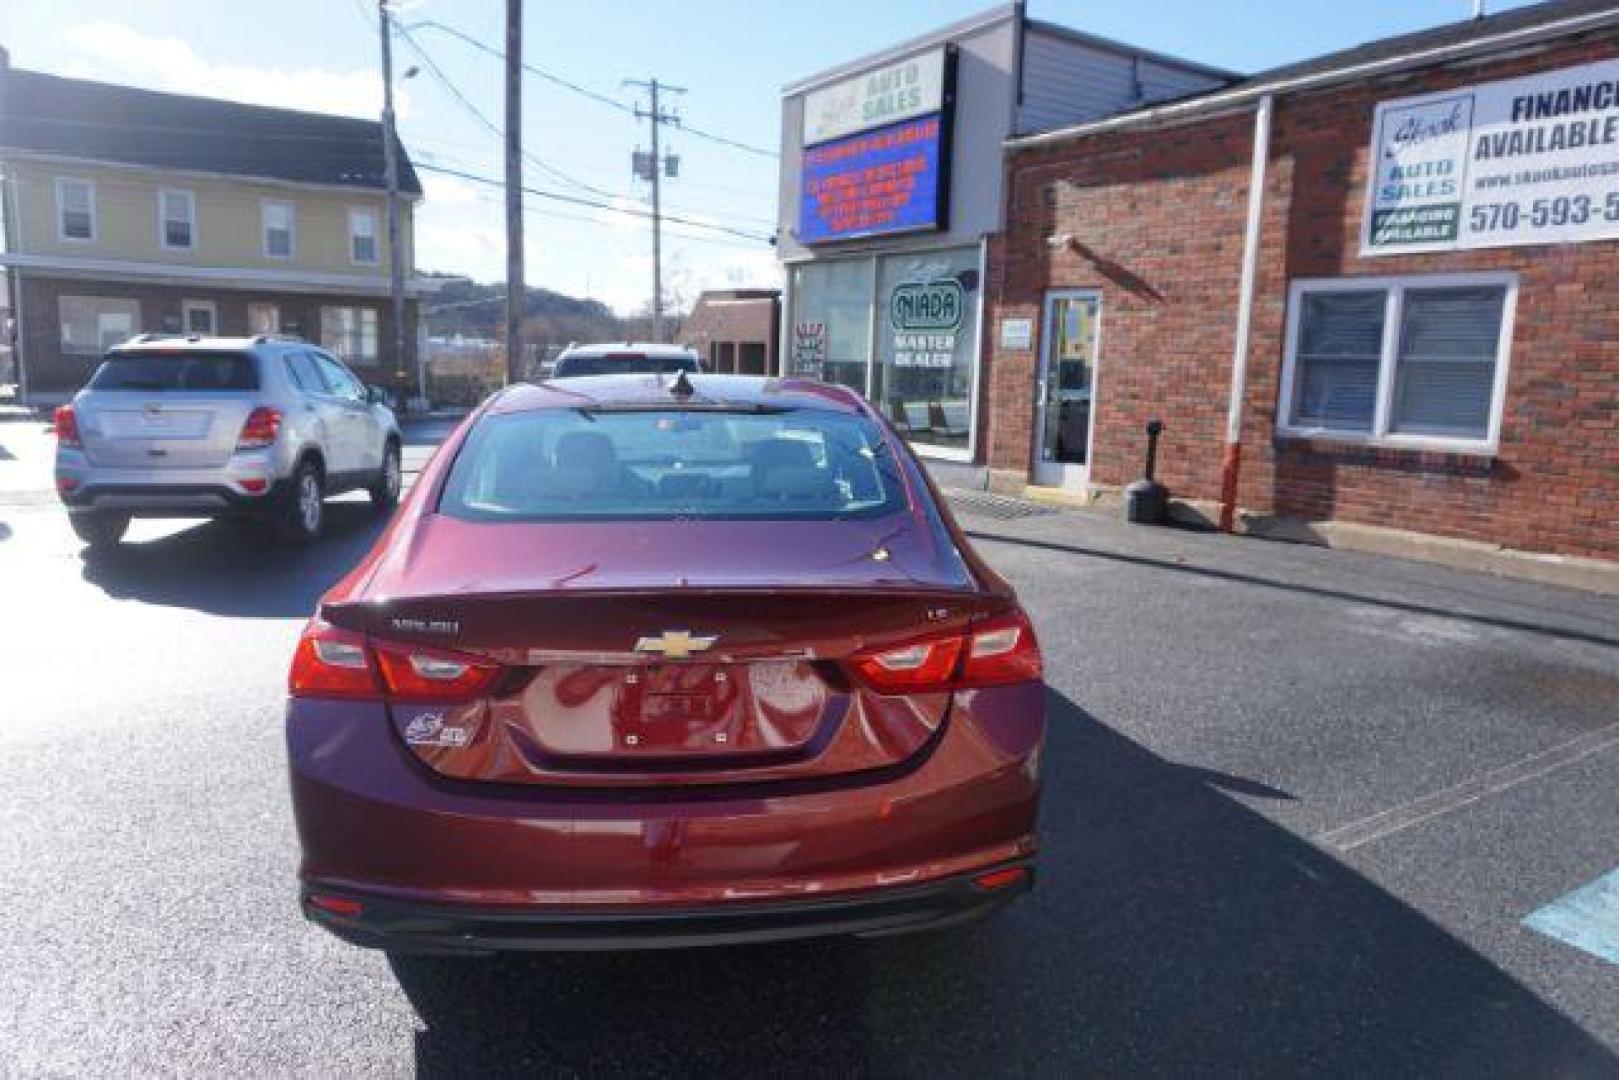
[1365,57,1619,254]
[889,279,963,369]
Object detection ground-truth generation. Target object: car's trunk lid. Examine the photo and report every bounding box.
[77,393,255,470]
[327,515,997,787]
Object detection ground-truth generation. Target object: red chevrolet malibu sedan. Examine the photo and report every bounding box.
[286,374,1044,951]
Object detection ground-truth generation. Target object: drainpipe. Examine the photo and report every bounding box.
[1219,93,1273,533]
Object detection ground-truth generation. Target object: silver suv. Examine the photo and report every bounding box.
[53,334,402,546]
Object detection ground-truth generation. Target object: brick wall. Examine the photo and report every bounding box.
[680,294,780,374]
[989,32,1619,561]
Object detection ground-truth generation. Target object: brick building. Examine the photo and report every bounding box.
[680,288,780,375]
[985,0,1619,569]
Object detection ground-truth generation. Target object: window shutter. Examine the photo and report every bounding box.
[1291,291,1384,432]
[1391,287,1504,439]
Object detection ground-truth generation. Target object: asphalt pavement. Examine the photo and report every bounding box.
[1,417,1616,1077]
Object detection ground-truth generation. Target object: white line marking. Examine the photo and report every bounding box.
[1316,720,1619,853]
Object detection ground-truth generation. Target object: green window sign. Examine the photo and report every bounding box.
[889,280,963,332]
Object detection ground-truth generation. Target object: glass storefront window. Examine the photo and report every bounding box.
[788,258,873,393]
[875,247,978,452]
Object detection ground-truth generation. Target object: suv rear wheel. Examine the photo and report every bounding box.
[369,440,402,511]
[276,459,325,544]
[69,512,129,549]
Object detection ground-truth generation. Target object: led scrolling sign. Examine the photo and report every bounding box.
[797,47,956,244]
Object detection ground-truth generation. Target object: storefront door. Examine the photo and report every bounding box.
[1032,291,1099,490]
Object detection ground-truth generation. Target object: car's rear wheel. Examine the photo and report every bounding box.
[276,460,325,544]
[69,511,129,549]
[369,440,402,511]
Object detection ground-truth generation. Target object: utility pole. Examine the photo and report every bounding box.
[504,0,524,383]
[626,78,684,342]
[377,1,411,407]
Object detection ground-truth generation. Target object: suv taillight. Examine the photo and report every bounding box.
[54,405,82,448]
[849,608,1043,694]
[237,406,282,450]
[288,621,502,703]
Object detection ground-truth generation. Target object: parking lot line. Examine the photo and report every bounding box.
[1525,869,1619,966]
[1315,720,1619,853]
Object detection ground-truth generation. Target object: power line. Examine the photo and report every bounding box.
[406,19,779,159]
[415,160,775,244]
[393,21,621,203]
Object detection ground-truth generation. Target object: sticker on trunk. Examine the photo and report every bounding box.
[403,712,472,748]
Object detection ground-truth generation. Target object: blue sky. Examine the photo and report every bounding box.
[6,0,1538,313]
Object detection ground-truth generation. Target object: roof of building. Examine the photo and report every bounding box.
[691,289,782,304]
[1010,0,1619,148]
[0,65,422,195]
[783,2,1234,96]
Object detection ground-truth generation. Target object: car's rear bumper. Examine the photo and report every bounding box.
[287,684,1044,950]
[302,864,1033,953]
[58,478,291,515]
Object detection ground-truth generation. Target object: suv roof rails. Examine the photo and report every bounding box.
[129,332,191,344]
[252,333,306,345]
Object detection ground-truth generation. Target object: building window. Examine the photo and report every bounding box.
[1280,274,1516,450]
[248,302,280,335]
[159,189,196,250]
[789,258,874,391]
[349,208,379,264]
[182,300,217,335]
[874,247,979,452]
[320,306,379,364]
[56,179,96,242]
[59,296,139,353]
[262,201,295,259]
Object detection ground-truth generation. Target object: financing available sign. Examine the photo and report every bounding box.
[1364,57,1619,254]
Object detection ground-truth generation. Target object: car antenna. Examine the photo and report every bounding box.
[670,369,695,399]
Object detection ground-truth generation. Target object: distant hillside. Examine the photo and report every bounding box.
[421,274,624,344]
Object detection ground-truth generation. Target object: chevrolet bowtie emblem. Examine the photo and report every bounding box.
[634,630,717,660]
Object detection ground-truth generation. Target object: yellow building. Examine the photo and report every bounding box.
[0,48,432,401]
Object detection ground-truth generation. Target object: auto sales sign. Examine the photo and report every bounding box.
[798,48,954,244]
[1364,57,1619,254]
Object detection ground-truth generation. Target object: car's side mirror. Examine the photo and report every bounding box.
[365,385,389,406]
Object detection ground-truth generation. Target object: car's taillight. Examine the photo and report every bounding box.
[288,621,379,698]
[54,405,82,448]
[849,608,1042,694]
[959,609,1043,688]
[373,640,501,701]
[288,621,502,703]
[850,634,965,694]
[237,406,282,450]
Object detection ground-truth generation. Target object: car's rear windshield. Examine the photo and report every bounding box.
[553,352,697,378]
[88,351,260,392]
[439,407,908,522]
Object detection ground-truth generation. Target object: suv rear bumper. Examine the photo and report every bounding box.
[303,866,1032,953]
[59,478,290,516]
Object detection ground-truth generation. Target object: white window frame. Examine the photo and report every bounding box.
[55,178,97,243]
[181,299,217,336]
[157,188,197,251]
[248,302,280,335]
[261,199,296,260]
[348,207,379,265]
[1277,271,1518,455]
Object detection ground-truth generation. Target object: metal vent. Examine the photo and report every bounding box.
[944,489,1058,521]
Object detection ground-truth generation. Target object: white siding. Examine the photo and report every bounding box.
[1015,29,1225,136]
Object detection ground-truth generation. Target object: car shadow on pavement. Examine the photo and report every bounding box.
[77,502,387,618]
[387,690,1617,1077]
